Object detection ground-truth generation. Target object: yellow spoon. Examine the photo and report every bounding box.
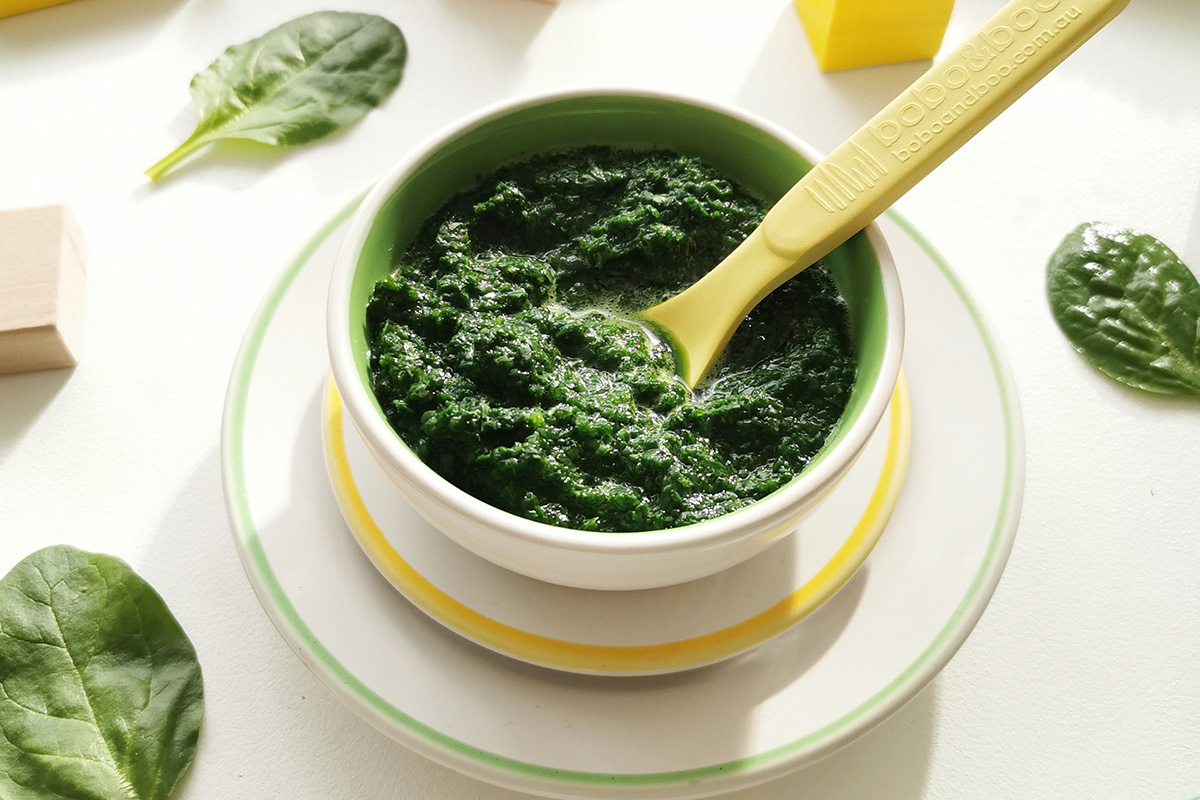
[642,0,1129,388]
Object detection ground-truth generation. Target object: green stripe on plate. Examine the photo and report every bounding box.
[221,200,1022,791]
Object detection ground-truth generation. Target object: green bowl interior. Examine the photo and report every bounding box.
[348,94,890,489]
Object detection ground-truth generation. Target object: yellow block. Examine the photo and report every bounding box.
[0,0,80,18]
[795,0,955,71]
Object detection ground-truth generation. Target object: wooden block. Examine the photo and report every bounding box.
[0,205,86,375]
[0,0,83,19]
[795,0,955,71]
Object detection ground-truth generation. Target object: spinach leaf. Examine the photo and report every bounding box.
[0,545,204,800]
[146,11,407,181]
[1047,222,1200,396]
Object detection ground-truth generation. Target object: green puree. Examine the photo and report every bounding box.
[367,147,855,532]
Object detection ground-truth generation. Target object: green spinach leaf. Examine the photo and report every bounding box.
[146,11,407,181]
[0,545,204,800]
[1047,222,1200,396]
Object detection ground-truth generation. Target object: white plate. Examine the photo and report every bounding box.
[321,369,910,676]
[223,201,1024,799]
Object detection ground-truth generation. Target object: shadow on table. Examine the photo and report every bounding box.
[0,369,72,467]
[439,0,555,57]
[1002,0,1200,117]
[733,5,932,157]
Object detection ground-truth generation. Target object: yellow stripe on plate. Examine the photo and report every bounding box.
[322,373,910,674]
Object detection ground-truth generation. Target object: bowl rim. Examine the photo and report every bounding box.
[327,87,904,556]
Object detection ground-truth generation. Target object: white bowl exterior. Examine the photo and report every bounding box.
[349,415,859,590]
[329,89,904,591]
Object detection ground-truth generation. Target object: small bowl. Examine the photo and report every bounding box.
[328,89,904,591]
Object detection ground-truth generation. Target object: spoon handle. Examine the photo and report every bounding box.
[643,0,1128,388]
[762,0,1129,261]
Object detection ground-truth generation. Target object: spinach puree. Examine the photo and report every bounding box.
[367,147,855,532]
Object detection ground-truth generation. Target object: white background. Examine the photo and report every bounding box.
[1,0,1198,797]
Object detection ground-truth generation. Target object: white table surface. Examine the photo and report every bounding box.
[2,0,1198,797]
